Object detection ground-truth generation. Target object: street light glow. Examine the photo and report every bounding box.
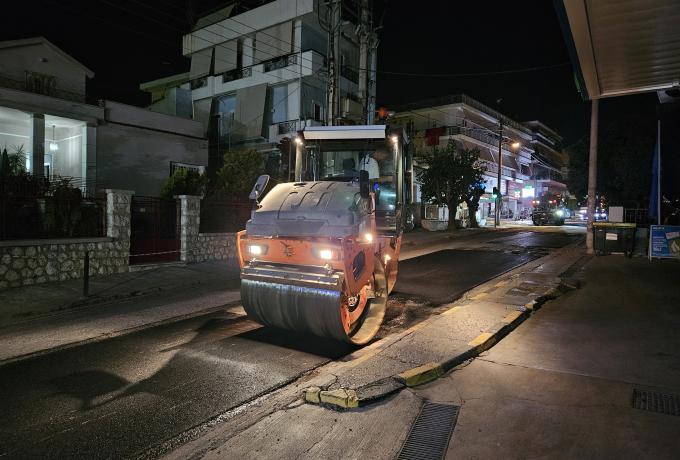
[511,141,521,149]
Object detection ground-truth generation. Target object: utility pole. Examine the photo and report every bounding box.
[326,0,341,126]
[495,118,503,227]
[586,99,599,254]
[358,0,369,124]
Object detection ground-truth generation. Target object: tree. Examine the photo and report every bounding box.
[456,147,486,228]
[214,149,265,198]
[418,140,486,231]
[160,168,208,199]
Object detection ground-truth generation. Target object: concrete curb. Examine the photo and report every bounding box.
[303,282,572,411]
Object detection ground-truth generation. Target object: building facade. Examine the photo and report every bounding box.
[142,0,376,177]
[0,37,207,197]
[391,94,569,224]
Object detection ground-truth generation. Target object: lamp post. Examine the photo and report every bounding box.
[494,120,521,228]
[495,118,503,227]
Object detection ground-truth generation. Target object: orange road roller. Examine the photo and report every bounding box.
[237,125,410,344]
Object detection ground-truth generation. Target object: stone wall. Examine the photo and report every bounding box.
[0,189,133,290]
[190,233,238,263]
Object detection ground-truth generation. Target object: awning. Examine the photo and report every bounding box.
[254,22,293,63]
[189,48,212,80]
[556,0,680,99]
[214,41,238,74]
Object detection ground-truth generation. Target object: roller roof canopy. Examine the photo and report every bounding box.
[303,125,387,140]
[555,0,680,99]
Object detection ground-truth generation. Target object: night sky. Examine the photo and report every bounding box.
[3,0,662,145]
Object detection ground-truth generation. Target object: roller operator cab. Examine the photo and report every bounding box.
[237,125,409,344]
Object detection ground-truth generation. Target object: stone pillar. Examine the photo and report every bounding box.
[177,195,201,263]
[31,114,45,177]
[104,189,134,272]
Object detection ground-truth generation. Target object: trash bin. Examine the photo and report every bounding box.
[593,222,636,257]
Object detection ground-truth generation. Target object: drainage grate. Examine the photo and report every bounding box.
[397,402,460,460]
[632,389,680,416]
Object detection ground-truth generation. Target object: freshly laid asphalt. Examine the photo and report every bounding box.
[0,230,579,459]
[394,249,535,304]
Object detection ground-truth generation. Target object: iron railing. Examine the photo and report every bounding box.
[277,119,298,134]
[263,53,298,72]
[0,174,103,240]
[0,73,86,103]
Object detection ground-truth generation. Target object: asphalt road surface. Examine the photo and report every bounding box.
[393,249,535,304]
[0,230,580,459]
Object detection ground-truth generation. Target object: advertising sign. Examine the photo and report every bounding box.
[649,225,680,259]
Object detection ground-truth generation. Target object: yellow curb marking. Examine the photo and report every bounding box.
[469,292,488,300]
[442,306,462,316]
[501,311,524,324]
[345,352,374,369]
[397,362,444,387]
[468,332,494,347]
[525,301,536,311]
[495,280,509,287]
[319,389,359,409]
[305,387,321,404]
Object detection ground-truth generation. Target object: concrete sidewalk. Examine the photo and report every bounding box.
[0,227,488,364]
[163,253,680,460]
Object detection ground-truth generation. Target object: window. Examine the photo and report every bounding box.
[271,84,288,123]
[217,94,236,115]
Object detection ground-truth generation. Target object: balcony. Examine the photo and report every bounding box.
[263,53,298,72]
[0,73,85,103]
[268,119,323,143]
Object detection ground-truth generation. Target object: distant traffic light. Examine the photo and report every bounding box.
[492,187,499,199]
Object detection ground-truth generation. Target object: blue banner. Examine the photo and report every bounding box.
[650,225,680,259]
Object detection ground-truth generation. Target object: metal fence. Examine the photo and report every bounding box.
[0,174,104,240]
[624,208,649,225]
[199,199,252,233]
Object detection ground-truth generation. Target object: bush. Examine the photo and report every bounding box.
[214,149,264,198]
[44,178,83,237]
[160,169,208,199]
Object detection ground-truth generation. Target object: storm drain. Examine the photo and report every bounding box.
[397,402,459,460]
[632,389,680,416]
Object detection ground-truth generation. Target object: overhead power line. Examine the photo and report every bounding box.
[378,62,571,78]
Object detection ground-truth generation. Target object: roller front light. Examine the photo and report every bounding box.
[248,244,268,256]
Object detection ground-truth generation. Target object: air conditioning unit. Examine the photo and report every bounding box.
[341,98,363,119]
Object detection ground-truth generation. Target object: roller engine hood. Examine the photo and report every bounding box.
[245,181,370,238]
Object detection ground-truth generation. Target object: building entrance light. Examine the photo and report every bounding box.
[49,125,59,152]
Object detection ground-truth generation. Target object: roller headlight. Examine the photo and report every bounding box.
[248,244,268,256]
[313,247,338,260]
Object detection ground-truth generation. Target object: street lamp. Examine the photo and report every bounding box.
[494,119,521,228]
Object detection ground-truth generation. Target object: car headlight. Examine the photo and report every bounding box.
[555,210,564,217]
[248,244,268,256]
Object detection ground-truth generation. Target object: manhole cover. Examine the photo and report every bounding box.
[397,402,459,460]
[632,389,679,416]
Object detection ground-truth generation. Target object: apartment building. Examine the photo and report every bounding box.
[142,0,376,176]
[391,94,569,224]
